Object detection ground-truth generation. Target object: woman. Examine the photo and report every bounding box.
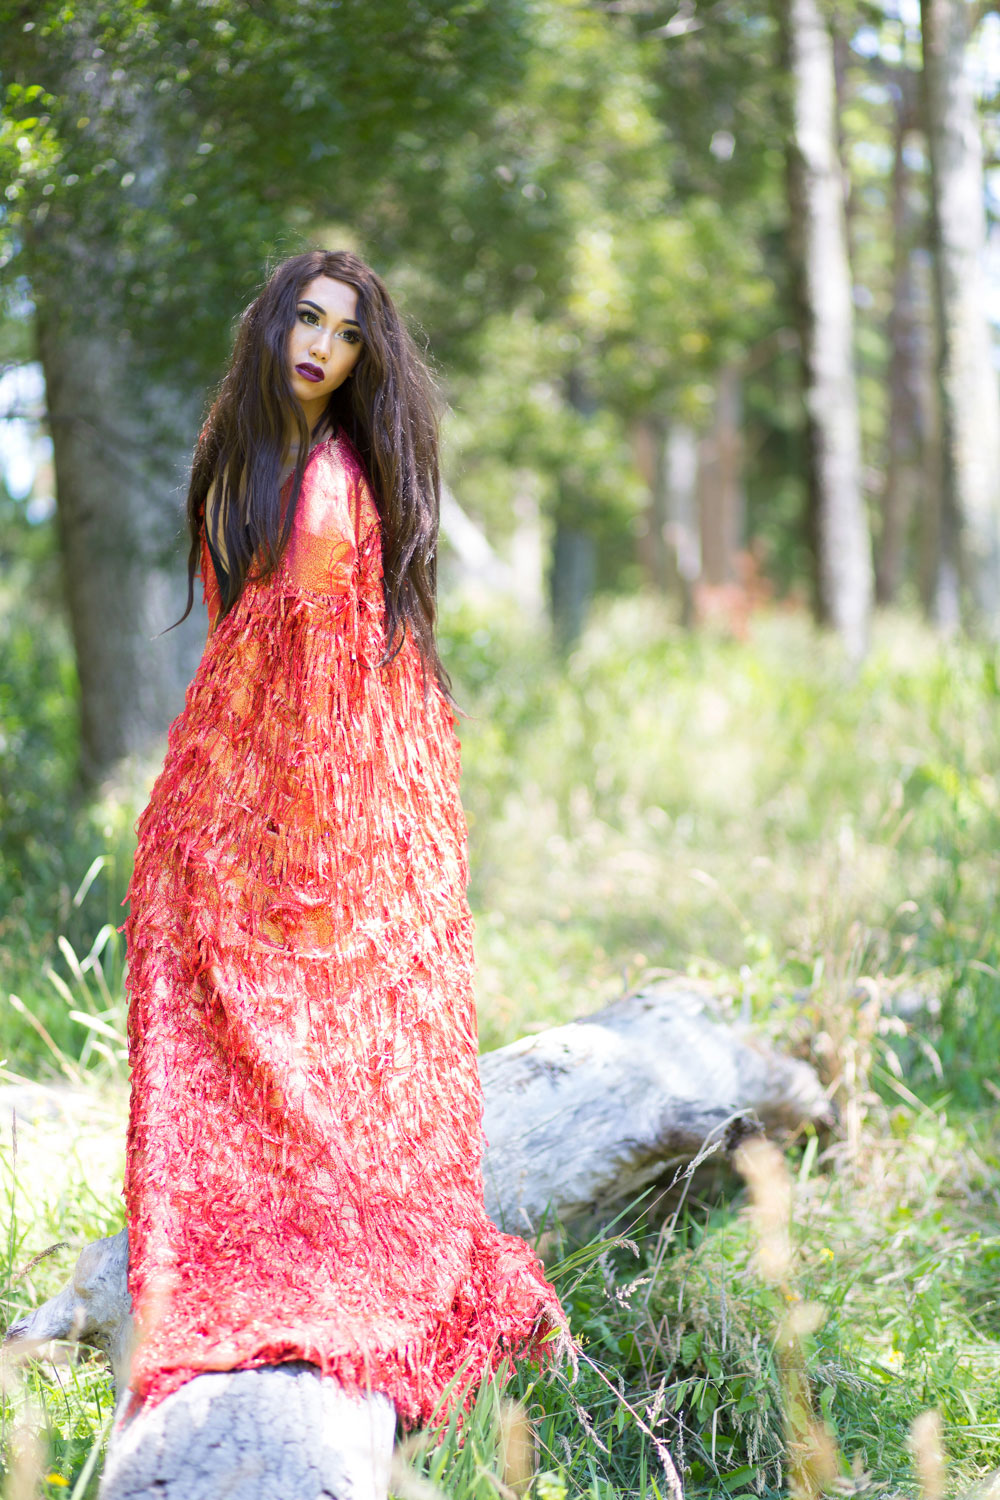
[122,249,570,1436]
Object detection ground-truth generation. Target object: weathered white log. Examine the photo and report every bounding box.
[3,1227,135,1392]
[481,982,834,1234]
[3,982,832,1498]
[99,1364,396,1500]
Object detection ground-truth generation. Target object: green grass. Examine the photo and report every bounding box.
[3,591,1000,1496]
[1,1083,124,1498]
[443,597,1000,1102]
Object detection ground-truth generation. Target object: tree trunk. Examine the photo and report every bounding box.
[632,412,700,627]
[831,21,860,272]
[549,368,598,648]
[35,308,204,785]
[915,254,950,621]
[549,522,596,648]
[13,28,207,787]
[920,0,1000,635]
[632,415,672,594]
[698,364,745,589]
[665,422,701,626]
[635,419,704,627]
[781,0,874,663]
[876,72,926,606]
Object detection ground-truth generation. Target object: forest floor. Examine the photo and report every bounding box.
[3,597,1000,1498]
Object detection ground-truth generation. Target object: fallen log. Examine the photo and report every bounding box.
[3,1225,135,1393]
[98,1364,396,1500]
[3,981,833,1499]
[480,981,833,1233]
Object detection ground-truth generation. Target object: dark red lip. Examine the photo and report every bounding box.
[296,363,324,383]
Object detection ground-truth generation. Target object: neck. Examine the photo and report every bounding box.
[279,420,333,488]
[283,414,329,459]
[296,397,330,437]
[287,411,332,448]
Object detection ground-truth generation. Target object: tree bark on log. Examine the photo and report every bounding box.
[4,983,832,1499]
[99,1365,396,1500]
[481,983,831,1234]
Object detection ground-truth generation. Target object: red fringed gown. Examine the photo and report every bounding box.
[122,429,568,1428]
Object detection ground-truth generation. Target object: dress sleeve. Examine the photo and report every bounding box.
[282,442,359,595]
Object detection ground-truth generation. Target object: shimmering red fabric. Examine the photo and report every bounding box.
[122,431,569,1429]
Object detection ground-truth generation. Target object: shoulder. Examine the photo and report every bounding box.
[282,432,380,574]
[292,438,355,547]
[332,430,373,498]
[328,431,380,545]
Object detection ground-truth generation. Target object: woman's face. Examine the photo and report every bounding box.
[287,274,364,428]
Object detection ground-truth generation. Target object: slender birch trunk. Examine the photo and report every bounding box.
[781,0,874,663]
[877,71,925,606]
[698,363,745,588]
[631,415,700,626]
[665,422,700,627]
[549,368,597,648]
[632,415,671,594]
[920,0,1000,635]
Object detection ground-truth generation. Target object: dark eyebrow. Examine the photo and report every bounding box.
[298,299,360,329]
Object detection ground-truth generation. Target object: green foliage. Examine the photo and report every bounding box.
[0,488,133,1071]
[1,0,545,378]
[438,598,1000,1107]
[1,1080,121,1497]
[0,493,79,932]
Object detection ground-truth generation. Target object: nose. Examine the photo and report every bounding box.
[310,329,333,362]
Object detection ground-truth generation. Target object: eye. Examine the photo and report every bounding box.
[297,308,320,326]
[338,329,362,345]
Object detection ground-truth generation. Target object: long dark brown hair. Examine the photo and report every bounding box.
[177,249,452,704]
